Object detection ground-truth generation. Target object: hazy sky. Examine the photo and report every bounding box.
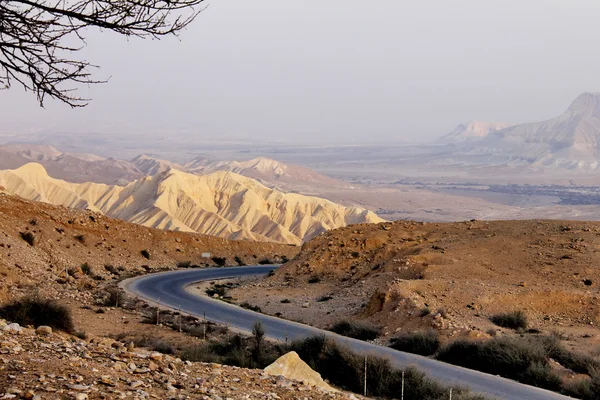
[2,0,600,144]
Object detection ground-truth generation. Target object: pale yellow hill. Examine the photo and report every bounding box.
[0,163,384,244]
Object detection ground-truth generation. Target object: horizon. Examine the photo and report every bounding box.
[3,1,600,145]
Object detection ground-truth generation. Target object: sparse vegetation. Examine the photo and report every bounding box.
[140,249,151,260]
[234,256,246,266]
[490,310,528,330]
[258,258,272,265]
[74,234,86,244]
[80,262,92,276]
[212,257,227,266]
[280,299,291,304]
[390,330,441,356]
[436,336,564,392]
[291,335,480,400]
[177,261,192,268]
[308,275,321,284]
[19,231,35,246]
[240,302,262,313]
[330,319,380,341]
[0,295,74,333]
[317,295,333,302]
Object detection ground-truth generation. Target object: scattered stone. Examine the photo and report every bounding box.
[35,326,52,336]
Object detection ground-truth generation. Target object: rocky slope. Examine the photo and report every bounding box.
[455,93,600,169]
[231,219,600,351]
[0,319,356,400]
[0,193,297,302]
[0,164,383,244]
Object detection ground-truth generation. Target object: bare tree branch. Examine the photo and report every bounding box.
[0,0,205,107]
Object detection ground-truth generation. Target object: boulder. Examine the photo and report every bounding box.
[36,326,53,336]
[264,351,335,392]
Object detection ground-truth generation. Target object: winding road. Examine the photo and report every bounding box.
[121,266,574,400]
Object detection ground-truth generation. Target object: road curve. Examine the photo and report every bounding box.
[121,266,574,400]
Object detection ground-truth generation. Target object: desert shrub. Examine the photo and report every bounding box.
[280,299,291,304]
[20,231,35,246]
[291,335,474,399]
[234,256,246,266]
[390,330,441,356]
[177,261,192,268]
[240,302,262,312]
[281,255,290,263]
[0,296,74,333]
[97,287,122,307]
[104,264,119,275]
[258,258,272,265]
[419,307,431,317]
[535,335,600,375]
[181,343,220,363]
[308,275,321,284]
[211,257,227,266]
[330,320,380,341]
[436,337,561,391]
[140,249,151,260]
[130,336,176,354]
[80,263,92,276]
[29,219,37,226]
[563,371,600,400]
[317,295,333,302]
[74,234,86,244]
[489,310,528,330]
[206,285,227,297]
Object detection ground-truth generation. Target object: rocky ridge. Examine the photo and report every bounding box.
[0,164,382,244]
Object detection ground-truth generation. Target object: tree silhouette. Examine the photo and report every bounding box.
[0,0,205,107]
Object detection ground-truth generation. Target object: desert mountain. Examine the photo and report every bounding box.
[184,157,345,190]
[0,144,144,184]
[132,154,181,176]
[458,93,600,169]
[442,121,511,142]
[0,163,383,244]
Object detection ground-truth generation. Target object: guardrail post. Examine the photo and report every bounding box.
[401,371,404,400]
[156,298,160,325]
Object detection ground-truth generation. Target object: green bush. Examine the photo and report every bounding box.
[330,319,380,341]
[436,337,562,391]
[0,296,74,333]
[490,311,528,330]
[80,263,92,276]
[390,330,441,356]
[291,335,477,400]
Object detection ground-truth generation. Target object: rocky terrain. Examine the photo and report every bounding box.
[0,194,366,399]
[0,318,357,400]
[230,219,600,354]
[0,193,297,303]
[0,164,382,244]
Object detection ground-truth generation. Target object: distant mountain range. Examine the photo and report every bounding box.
[443,93,600,170]
[0,144,345,189]
[0,163,382,244]
[442,121,511,142]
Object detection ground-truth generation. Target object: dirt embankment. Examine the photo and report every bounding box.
[231,219,600,350]
[0,193,298,303]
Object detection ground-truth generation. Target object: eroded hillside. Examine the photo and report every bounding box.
[0,194,297,302]
[0,163,383,244]
[232,219,600,347]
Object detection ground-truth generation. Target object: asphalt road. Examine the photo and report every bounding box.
[121,266,575,400]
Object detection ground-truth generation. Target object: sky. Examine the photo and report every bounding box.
[2,0,600,145]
